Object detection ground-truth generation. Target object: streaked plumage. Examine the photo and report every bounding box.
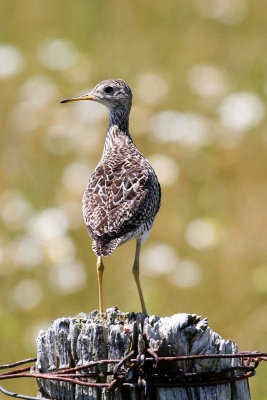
[61,79,161,313]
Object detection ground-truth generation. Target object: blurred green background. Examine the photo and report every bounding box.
[0,0,266,398]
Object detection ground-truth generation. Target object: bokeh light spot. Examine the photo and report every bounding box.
[14,236,44,269]
[148,153,179,187]
[18,75,59,110]
[49,259,86,294]
[149,111,213,148]
[8,102,39,133]
[168,259,202,288]
[10,279,43,311]
[60,200,83,230]
[135,73,169,105]
[38,39,78,71]
[62,161,93,195]
[46,235,76,263]
[196,0,247,25]
[27,208,69,241]
[188,65,229,98]
[141,242,179,277]
[218,92,265,132]
[0,44,24,78]
[0,190,32,230]
[185,218,223,250]
[72,99,107,124]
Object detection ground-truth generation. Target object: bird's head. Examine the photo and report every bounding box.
[60,79,132,112]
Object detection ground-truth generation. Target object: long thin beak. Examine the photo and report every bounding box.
[60,94,97,103]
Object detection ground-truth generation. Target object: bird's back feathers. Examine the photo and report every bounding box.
[82,133,161,256]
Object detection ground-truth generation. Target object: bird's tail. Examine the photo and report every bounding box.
[92,237,121,257]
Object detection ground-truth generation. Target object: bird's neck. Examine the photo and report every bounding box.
[108,106,130,133]
[102,107,133,157]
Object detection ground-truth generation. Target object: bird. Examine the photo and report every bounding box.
[60,79,161,314]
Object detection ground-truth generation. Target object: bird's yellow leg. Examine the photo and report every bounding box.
[97,256,104,312]
[132,240,147,314]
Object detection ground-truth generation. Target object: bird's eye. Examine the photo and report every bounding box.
[104,86,113,94]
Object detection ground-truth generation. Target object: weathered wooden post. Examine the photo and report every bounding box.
[36,308,251,399]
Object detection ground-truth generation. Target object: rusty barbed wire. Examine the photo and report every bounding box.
[0,352,266,400]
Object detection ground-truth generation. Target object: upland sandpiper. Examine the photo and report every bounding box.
[61,79,161,314]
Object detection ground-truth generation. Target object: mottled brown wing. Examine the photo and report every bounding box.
[82,158,160,241]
